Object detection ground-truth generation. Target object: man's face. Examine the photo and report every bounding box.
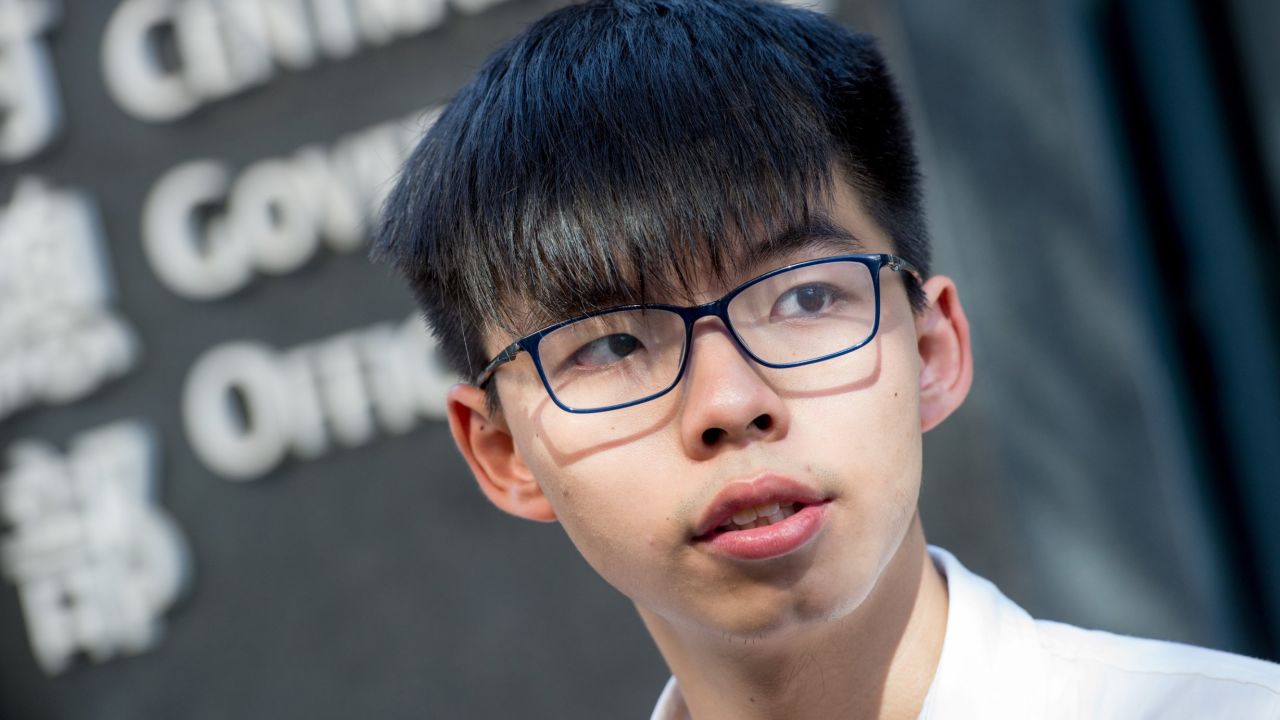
[479,181,929,640]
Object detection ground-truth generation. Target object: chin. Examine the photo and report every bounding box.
[694,572,874,642]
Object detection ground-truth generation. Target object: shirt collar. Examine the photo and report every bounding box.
[919,545,1046,717]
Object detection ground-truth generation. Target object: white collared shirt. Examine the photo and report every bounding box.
[650,546,1280,719]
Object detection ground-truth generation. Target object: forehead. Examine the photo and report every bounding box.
[482,183,894,354]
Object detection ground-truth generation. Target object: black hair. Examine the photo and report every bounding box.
[374,0,929,392]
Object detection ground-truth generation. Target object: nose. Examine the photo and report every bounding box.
[678,319,789,458]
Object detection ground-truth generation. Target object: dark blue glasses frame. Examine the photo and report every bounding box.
[476,253,922,413]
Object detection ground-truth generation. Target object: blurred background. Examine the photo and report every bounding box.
[0,0,1276,717]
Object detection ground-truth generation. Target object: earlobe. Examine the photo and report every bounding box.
[914,276,974,432]
[446,384,557,522]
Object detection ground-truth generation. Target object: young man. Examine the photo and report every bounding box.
[375,0,1280,716]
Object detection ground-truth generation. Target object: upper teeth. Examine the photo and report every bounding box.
[720,502,798,530]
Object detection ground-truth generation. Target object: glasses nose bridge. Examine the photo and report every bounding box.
[686,295,731,322]
[678,295,751,357]
[680,294,742,333]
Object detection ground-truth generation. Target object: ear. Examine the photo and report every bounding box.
[446,384,557,522]
[914,276,974,432]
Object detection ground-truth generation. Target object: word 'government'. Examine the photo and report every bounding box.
[102,0,511,121]
[143,108,432,300]
[183,315,456,481]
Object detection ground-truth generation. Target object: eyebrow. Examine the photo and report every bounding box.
[508,213,869,334]
[742,213,868,272]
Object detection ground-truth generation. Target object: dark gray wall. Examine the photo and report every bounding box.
[880,0,1244,648]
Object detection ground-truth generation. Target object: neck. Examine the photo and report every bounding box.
[639,515,948,720]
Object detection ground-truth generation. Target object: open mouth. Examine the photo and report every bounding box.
[692,499,830,560]
[692,498,833,542]
[697,501,807,538]
[688,475,831,559]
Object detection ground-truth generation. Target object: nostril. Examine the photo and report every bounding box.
[751,414,772,431]
[701,428,725,445]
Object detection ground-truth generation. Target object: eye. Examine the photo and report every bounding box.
[571,333,642,368]
[772,283,844,319]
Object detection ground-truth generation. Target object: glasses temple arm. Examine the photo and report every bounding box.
[885,255,925,285]
[475,343,521,387]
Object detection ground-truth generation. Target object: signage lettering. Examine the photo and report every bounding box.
[0,179,139,421]
[0,422,190,675]
[142,109,432,299]
[101,0,502,121]
[183,315,454,481]
[0,0,63,162]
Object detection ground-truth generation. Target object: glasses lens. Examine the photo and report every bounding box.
[536,308,687,410]
[727,260,877,365]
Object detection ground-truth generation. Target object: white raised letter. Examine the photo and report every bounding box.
[0,0,64,162]
[231,158,319,275]
[143,160,252,300]
[102,0,198,122]
[183,342,290,481]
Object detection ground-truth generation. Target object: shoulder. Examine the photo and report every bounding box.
[925,545,1280,719]
[1032,619,1280,716]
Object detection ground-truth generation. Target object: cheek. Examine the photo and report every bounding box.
[516,390,680,470]
[520,440,681,595]
[789,337,922,530]
[791,334,921,463]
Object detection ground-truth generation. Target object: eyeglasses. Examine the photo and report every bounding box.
[477,253,922,413]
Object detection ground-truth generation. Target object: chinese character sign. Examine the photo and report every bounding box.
[0,0,63,162]
[0,421,190,675]
[0,178,139,421]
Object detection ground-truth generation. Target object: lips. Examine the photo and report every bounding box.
[691,474,831,560]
